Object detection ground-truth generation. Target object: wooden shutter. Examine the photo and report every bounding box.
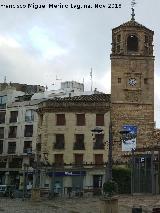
[56,114,65,125]
[96,114,104,126]
[76,114,85,126]
[95,154,103,165]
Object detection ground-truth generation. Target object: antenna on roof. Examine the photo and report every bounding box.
[56,75,62,81]
[90,68,93,92]
[131,0,136,21]
[83,78,84,92]
[4,76,6,83]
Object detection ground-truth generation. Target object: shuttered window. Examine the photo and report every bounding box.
[0,127,4,139]
[96,114,104,126]
[75,154,83,165]
[95,154,103,165]
[55,154,63,165]
[56,114,66,125]
[76,114,85,126]
[8,126,17,138]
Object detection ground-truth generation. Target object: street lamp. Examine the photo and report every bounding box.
[91,123,113,183]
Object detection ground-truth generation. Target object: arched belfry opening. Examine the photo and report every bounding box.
[127,35,138,52]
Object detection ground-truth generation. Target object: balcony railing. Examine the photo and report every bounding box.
[73,142,85,150]
[93,142,105,150]
[9,118,17,123]
[0,104,6,109]
[23,147,32,154]
[8,134,17,138]
[25,116,34,122]
[73,162,84,167]
[8,149,16,154]
[54,142,64,149]
[54,162,64,167]
[24,132,33,137]
[0,134,4,139]
[0,119,5,124]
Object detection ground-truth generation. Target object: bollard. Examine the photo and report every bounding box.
[100,197,118,213]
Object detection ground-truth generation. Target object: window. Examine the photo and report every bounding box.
[144,78,148,84]
[145,35,149,43]
[117,45,120,53]
[95,154,103,165]
[0,112,5,124]
[74,134,85,150]
[117,34,121,42]
[8,126,17,138]
[118,78,121,83]
[75,154,83,165]
[0,127,4,139]
[94,134,104,149]
[25,110,34,122]
[8,142,16,154]
[9,111,18,123]
[96,114,104,126]
[23,141,32,153]
[55,154,63,165]
[56,114,65,126]
[0,140,3,154]
[0,96,7,105]
[127,35,138,52]
[76,114,85,126]
[24,125,33,137]
[54,134,65,149]
[36,143,41,152]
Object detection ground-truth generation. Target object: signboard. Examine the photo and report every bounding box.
[48,171,86,177]
[121,125,137,151]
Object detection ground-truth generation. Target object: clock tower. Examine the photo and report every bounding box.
[111,11,154,159]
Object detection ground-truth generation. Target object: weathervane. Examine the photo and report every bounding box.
[131,0,136,21]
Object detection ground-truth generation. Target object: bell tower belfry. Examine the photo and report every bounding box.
[111,8,154,159]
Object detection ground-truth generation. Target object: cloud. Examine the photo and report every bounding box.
[28,26,69,60]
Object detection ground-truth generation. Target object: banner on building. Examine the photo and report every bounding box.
[121,125,137,151]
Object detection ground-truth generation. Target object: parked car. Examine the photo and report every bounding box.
[0,185,15,197]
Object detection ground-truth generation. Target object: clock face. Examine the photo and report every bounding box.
[128,78,137,86]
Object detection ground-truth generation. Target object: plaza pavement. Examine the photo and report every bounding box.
[0,194,160,212]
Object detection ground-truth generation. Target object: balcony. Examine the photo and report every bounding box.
[73,162,84,168]
[8,133,16,138]
[9,118,17,123]
[54,141,64,149]
[93,142,105,150]
[25,115,34,122]
[8,149,16,154]
[0,104,6,109]
[23,147,32,154]
[73,142,85,150]
[0,134,4,139]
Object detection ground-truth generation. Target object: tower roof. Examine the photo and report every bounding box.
[113,20,154,33]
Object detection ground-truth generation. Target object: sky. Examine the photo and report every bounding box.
[0,0,160,127]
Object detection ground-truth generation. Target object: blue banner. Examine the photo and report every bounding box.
[121,125,137,151]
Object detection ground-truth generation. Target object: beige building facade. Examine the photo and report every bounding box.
[37,94,110,192]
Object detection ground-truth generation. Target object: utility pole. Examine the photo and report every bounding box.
[50,163,55,198]
[106,122,113,182]
[22,163,26,200]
